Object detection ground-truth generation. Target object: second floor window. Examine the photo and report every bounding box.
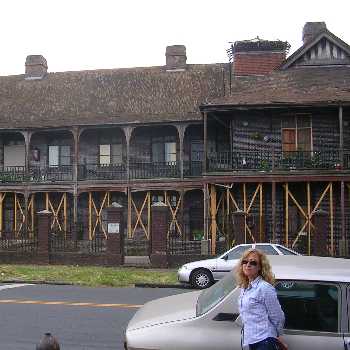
[152,141,176,163]
[282,115,312,153]
[48,145,71,167]
[99,144,122,165]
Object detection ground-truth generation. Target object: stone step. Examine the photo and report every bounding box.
[124,255,151,267]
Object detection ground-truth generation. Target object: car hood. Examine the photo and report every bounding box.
[127,290,201,331]
[183,258,217,269]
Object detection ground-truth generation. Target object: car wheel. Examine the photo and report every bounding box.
[190,269,213,289]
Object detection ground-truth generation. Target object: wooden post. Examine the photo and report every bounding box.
[176,124,186,180]
[124,127,133,181]
[243,183,247,243]
[203,184,208,240]
[272,182,276,242]
[340,181,347,256]
[210,185,217,254]
[307,182,311,256]
[127,187,132,238]
[203,112,208,174]
[73,192,78,240]
[63,193,67,238]
[285,183,289,247]
[330,182,334,256]
[259,183,263,242]
[14,193,17,236]
[88,192,92,240]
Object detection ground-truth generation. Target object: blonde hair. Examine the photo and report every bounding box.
[235,248,275,289]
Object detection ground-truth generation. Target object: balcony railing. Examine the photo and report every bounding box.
[208,149,350,172]
[29,165,73,182]
[183,160,203,177]
[78,163,127,181]
[130,161,180,179]
[0,166,26,183]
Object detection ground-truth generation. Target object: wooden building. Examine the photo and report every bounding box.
[0,22,349,264]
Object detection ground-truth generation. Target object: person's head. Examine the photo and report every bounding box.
[235,248,275,288]
[36,333,60,350]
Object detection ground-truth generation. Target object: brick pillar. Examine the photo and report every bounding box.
[232,210,247,245]
[105,203,124,265]
[150,202,168,268]
[37,210,51,264]
[313,209,328,256]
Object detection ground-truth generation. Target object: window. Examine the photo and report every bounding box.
[275,245,298,255]
[226,245,252,260]
[165,142,176,163]
[276,281,339,333]
[99,144,111,165]
[48,145,71,167]
[255,244,278,255]
[99,144,123,165]
[282,115,312,153]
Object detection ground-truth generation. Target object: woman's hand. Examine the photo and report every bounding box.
[277,336,288,350]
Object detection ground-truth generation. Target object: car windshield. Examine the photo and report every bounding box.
[196,270,237,316]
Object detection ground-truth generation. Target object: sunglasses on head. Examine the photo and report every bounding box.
[241,259,258,266]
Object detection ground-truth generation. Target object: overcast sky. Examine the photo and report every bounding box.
[1,0,349,76]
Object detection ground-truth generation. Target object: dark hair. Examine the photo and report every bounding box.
[36,333,60,350]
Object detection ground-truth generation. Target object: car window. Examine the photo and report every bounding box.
[196,271,237,316]
[255,245,278,255]
[275,246,298,255]
[226,245,252,260]
[276,280,339,333]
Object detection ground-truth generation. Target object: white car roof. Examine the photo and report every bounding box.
[268,255,350,283]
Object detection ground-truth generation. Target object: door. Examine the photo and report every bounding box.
[276,280,345,349]
[214,245,252,280]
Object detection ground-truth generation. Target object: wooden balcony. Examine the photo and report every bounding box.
[29,165,73,182]
[0,166,26,183]
[208,149,350,172]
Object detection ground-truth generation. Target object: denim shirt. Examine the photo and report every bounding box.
[238,276,285,346]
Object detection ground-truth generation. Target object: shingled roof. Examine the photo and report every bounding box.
[0,64,229,129]
[202,66,350,110]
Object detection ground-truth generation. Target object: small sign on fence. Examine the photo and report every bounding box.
[108,223,120,234]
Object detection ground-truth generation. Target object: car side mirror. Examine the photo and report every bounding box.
[234,314,243,328]
[222,255,228,261]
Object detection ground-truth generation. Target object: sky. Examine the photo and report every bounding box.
[1,0,350,76]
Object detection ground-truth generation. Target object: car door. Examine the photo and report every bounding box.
[276,280,345,349]
[214,245,252,280]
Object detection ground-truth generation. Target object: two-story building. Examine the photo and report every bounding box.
[0,22,348,264]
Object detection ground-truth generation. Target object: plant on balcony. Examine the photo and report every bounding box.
[259,159,270,172]
[192,229,204,241]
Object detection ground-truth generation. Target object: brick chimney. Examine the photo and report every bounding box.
[25,55,48,80]
[302,22,327,44]
[165,45,187,71]
[230,38,290,76]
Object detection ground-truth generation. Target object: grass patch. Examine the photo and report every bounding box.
[0,265,178,288]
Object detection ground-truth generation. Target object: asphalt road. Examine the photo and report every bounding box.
[0,283,188,350]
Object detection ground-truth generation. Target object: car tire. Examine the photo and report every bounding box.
[190,269,213,289]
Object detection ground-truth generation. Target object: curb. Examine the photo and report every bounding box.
[135,283,193,289]
[2,279,73,286]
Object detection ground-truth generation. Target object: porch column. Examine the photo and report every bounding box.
[203,112,208,174]
[105,203,124,265]
[24,190,29,235]
[339,106,344,167]
[150,201,168,268]
[176,124,186,179]
[72,126,80,182]
[123,126,133,181]
[72,192,78,240]
[313,209,328,257]
[232,210,247,245]
[21,131,32,175]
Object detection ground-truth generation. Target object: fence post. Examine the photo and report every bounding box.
[105,203,124,266]
[150,202,168,268]
[37,210,51,264]
[313,209,328,256]
[232,210,247,245]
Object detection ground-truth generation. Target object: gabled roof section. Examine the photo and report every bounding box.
[280,29,350,70]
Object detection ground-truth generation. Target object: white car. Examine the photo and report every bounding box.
[178,243,300,289]
[125,255,347,350]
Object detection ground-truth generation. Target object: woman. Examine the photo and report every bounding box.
[236,248,287,350]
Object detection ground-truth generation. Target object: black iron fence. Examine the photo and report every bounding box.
[49,234,106,253]
[124,238,149,256]
[0,230,38,253]
[208,149,350,172]
[0,166,26,183]
[167,238,211,255]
